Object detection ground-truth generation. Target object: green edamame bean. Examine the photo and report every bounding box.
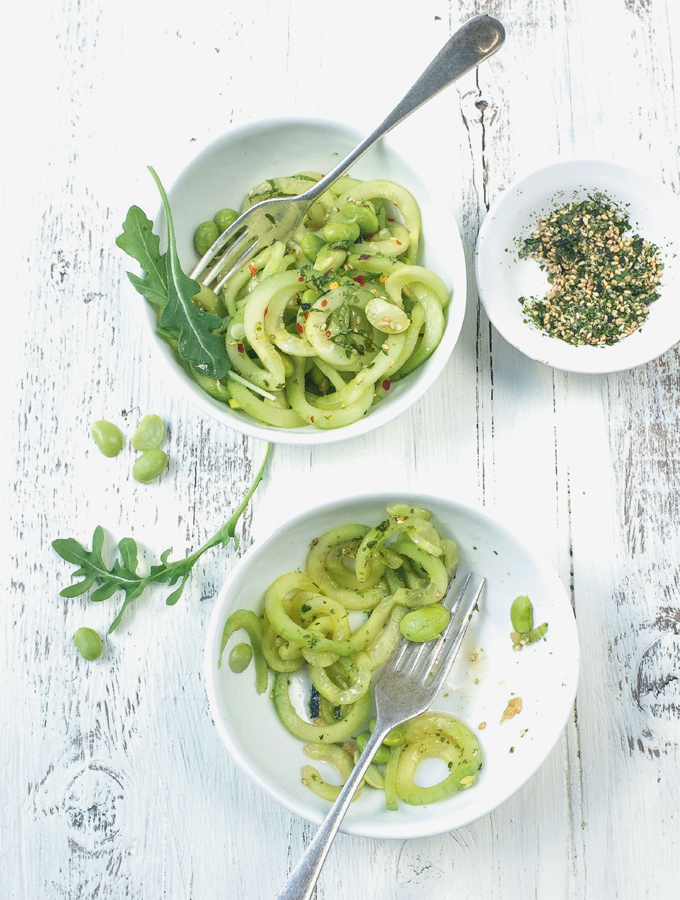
[322,221,360,245]
[400,603,450,643]
[228,642,253,673]
[356,732,390,764]
[91,420,124,458]
[300,233,326,262]
[313,246,346,272]
[131,414,165,451]
[369,718,407,746]
[195,220,219,256]
[215,207,239,233]
[510,596,534,634]
[132,449,168,484]
[73,627,103,660]
[301,288,320,306]
[525,622,548,643]
[343,203,379,235]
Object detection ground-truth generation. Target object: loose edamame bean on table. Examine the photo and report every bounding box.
[73,627,103,660]
[91,420,124,458]
[131,414,165,451]
[132,449,168,484]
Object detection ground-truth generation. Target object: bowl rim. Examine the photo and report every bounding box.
[475,157,680,374]
[204,489,580,838]
[141,116,468,444]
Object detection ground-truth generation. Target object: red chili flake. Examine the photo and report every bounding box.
[237,343,245,353]
[353,275,366,286]
[324,268,333,276]
[248,264,257,276]
[264,307,268,316]
[418,332,425,338]
[298,276,305,282]
[395,240,402,246]
[304,311,310,320]
[387,217,395,222]
[321,299,328,307]
[310,416,315,423]
[358,254,371,261]
[325,330,332,338]
[382,379,391,391]
[296,323,304,334]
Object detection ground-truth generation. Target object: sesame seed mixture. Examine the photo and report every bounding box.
[518,193,663,346]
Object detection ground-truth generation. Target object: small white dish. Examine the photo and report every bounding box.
[205,492,579,839]
[475,160,680,373]
[146,118,467,444]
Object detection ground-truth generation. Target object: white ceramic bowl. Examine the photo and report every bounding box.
[205,492,579,839]
[475,160,680,373]
[147,118,467,444]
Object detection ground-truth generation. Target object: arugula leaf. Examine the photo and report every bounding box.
[147,167,230,379]
[53,444,271,634]
[116,206,169,308]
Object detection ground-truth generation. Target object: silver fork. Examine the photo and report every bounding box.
[273,573,486,900]
[190,15,504,292]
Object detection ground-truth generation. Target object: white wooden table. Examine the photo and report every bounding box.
[3,1,679,898]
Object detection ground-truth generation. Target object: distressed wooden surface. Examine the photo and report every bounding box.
[2,1,679,898]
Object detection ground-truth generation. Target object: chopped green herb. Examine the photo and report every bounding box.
[517,192,663,346]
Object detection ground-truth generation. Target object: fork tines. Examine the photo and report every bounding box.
[190,221,257,291]
[394,574,485,689]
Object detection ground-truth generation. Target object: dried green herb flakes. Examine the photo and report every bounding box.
[518,193,663,346]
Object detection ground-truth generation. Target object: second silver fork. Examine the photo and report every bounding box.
[273,572,486,900]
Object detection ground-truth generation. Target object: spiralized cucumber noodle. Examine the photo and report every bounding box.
[219,504,482,810]
[193,175,450,430]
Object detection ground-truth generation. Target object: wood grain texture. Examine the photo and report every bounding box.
[2,0,678,897]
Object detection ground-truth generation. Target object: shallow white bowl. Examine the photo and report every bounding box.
[147,118,467,444]
[205,492,579,839]
[475,160,680,373]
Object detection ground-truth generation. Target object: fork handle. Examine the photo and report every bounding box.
[273,725,390,900]
[304,14,505,202]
